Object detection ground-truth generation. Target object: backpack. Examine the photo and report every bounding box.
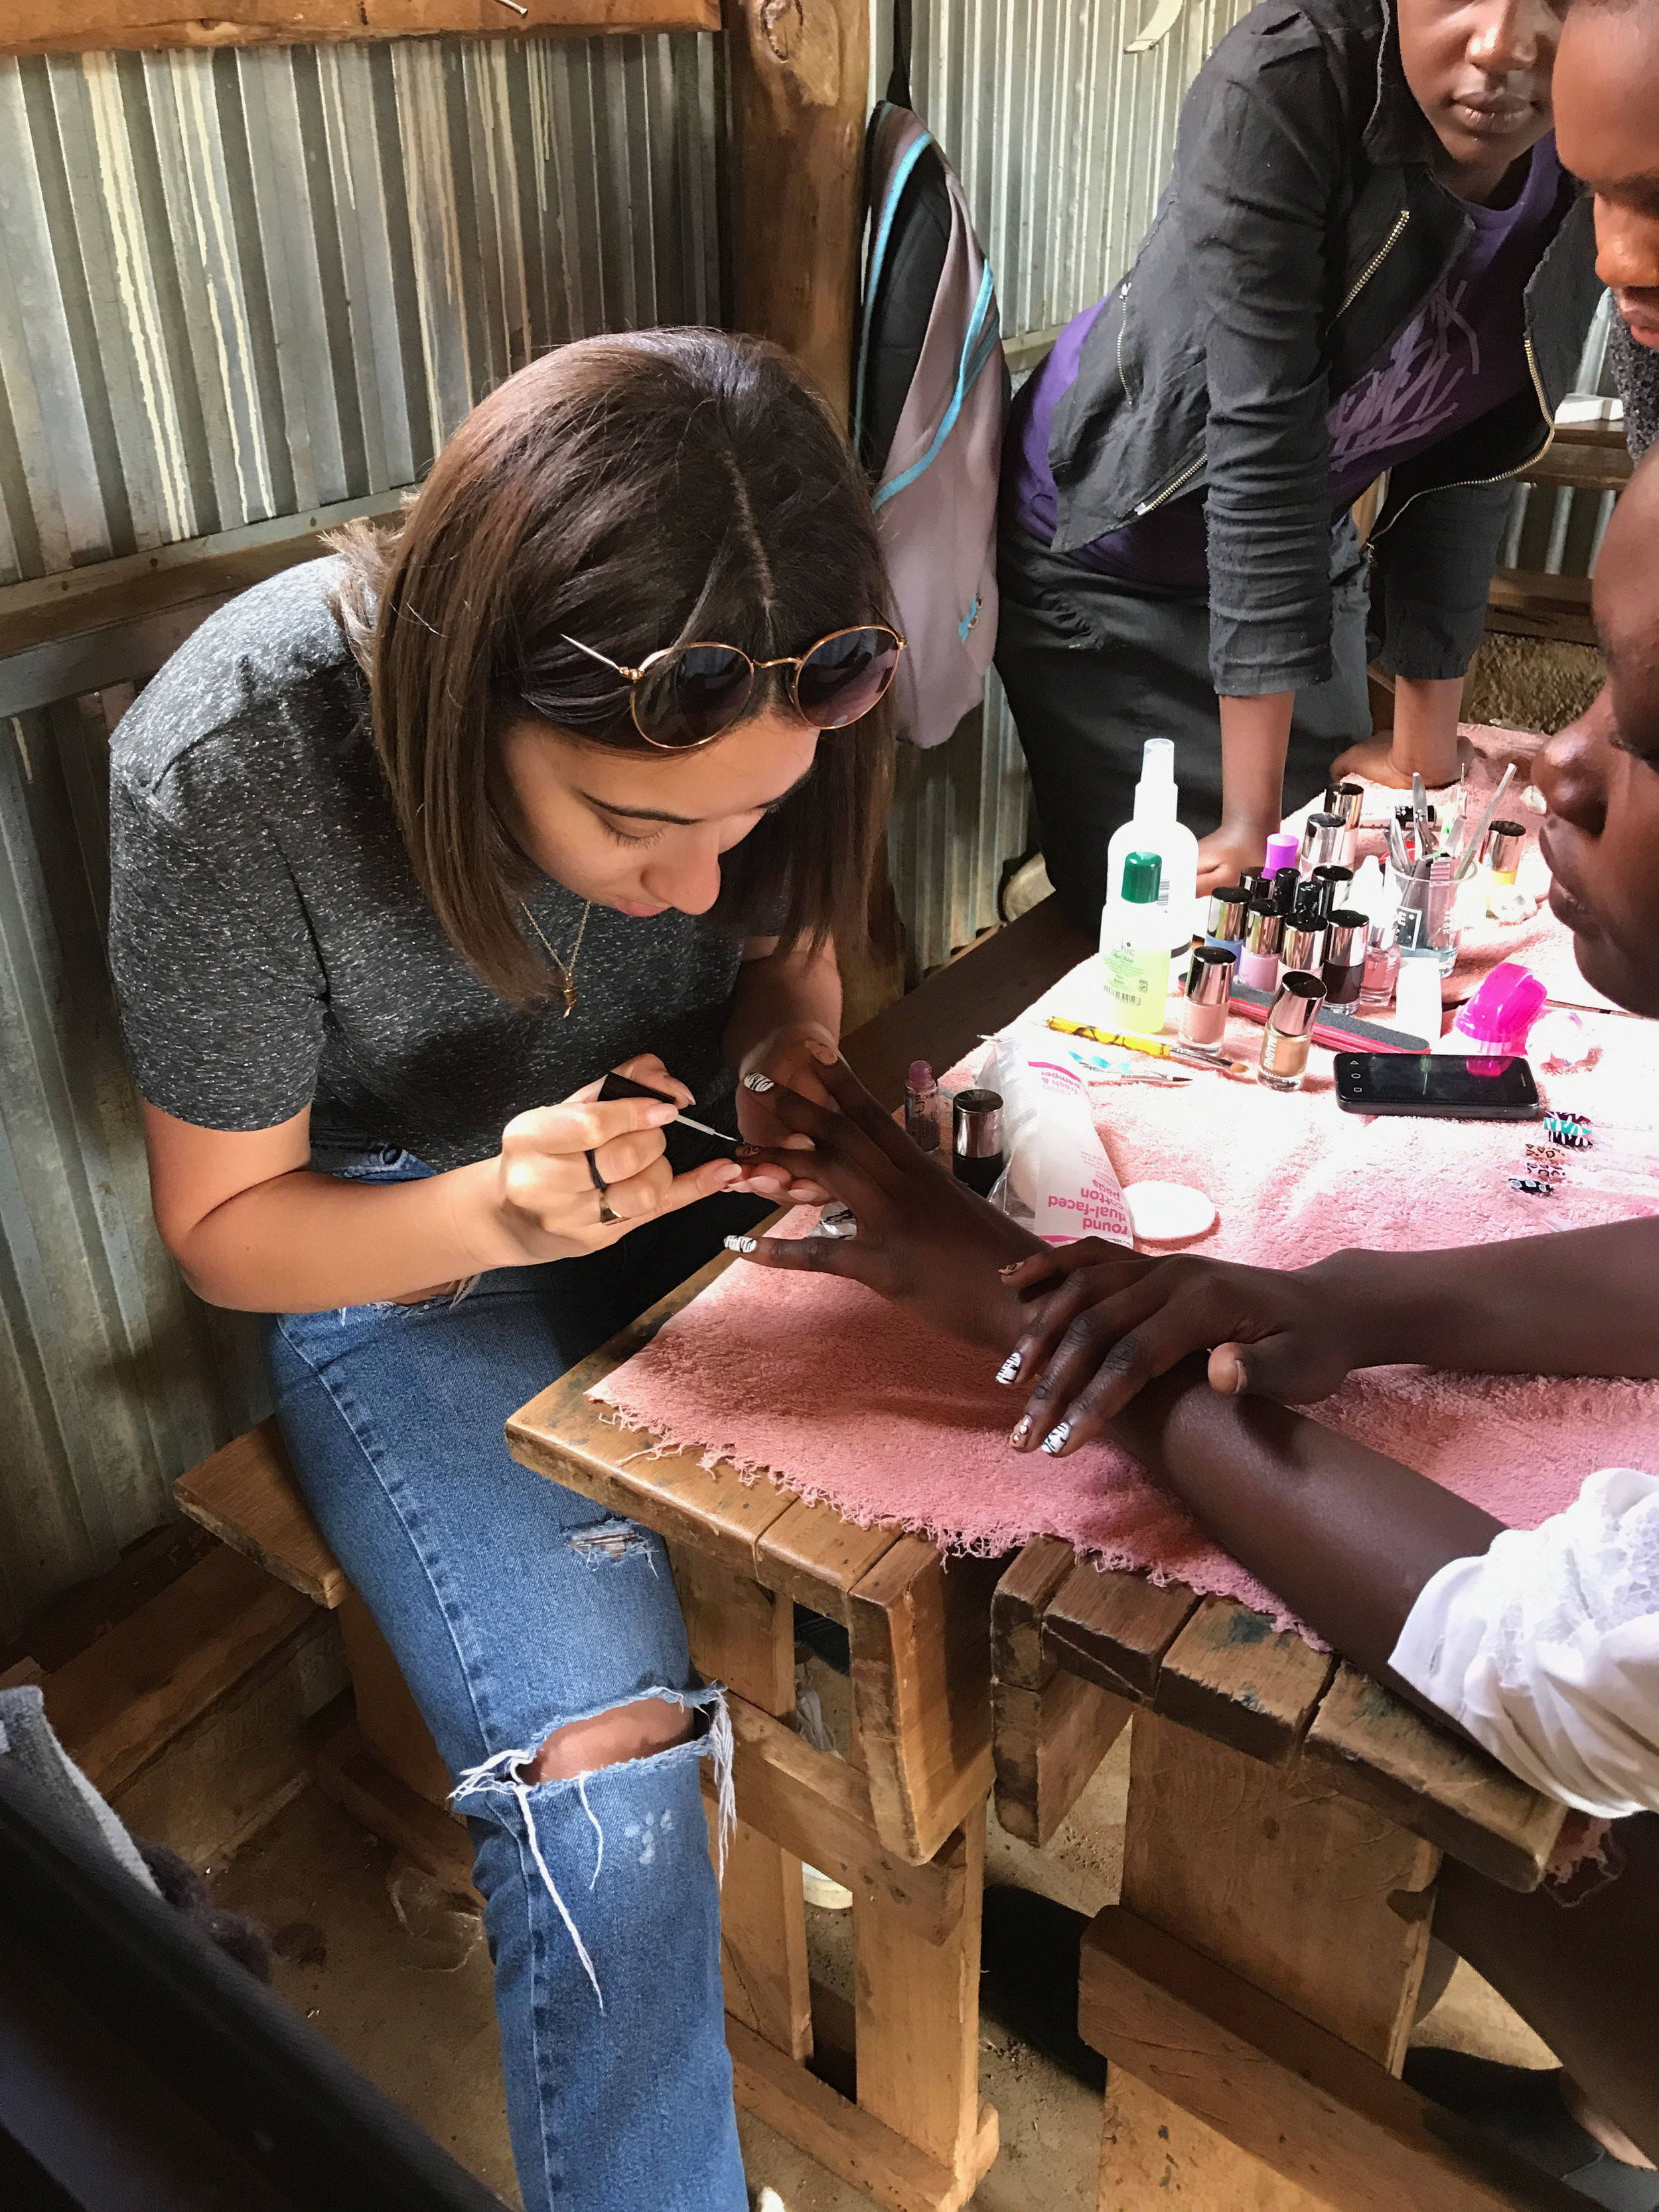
[854,1,1009,751]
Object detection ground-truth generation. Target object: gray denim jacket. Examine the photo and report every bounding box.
[1047,0,1602,696]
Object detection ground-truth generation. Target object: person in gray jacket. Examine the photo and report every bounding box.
[998,0,1602,921]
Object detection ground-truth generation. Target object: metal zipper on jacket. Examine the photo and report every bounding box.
[1369,333,1554,545]
[1336,208,1409,317]
[1132,451,1204,518]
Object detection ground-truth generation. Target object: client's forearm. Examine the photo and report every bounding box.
[1318,1220,1659,1382]
[1104,1361,1502,1679]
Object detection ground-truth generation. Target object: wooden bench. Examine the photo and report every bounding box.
[990,1538,1572,2211]
[173,1418,477,1895]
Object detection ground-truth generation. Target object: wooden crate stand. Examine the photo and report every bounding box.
[989,1540,1573,2212]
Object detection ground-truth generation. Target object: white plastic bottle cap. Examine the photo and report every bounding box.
[1121,1181,1217,1243]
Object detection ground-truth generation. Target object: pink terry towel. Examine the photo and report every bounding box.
[591,912,1659,1640]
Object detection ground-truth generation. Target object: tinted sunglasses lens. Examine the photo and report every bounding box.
[794,628,902,727]
[634,645,754,745]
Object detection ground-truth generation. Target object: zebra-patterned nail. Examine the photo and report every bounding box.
[723,1234,757,1254]
[741,1072,774,1092]
[995,1352,1022,1385]
[1039,1422,1071,1455]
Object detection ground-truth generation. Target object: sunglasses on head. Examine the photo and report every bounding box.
[555,624,906,749]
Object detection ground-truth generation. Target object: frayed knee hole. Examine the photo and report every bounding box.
[525,1697,695,1785]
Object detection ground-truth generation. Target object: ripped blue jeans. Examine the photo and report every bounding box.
[266,1147,767,2212]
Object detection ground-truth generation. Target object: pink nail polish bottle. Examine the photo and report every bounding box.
[1238,899,1283,992]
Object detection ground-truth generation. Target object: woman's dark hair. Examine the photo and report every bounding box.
[332,329,895,1007]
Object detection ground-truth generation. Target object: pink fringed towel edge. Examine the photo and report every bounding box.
[587,1214,1659,1640]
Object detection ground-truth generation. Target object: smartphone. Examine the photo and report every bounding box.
[1334,1052,1540,1120]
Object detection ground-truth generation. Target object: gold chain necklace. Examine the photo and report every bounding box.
[520,898,593,1018]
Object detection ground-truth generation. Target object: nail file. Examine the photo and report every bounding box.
[1226,980,1431,1054]
[597,1070,739,1146]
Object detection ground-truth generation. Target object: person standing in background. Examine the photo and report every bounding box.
[996,0,1601,924]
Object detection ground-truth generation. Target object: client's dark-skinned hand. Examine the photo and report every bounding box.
[731,1057,1375,1457]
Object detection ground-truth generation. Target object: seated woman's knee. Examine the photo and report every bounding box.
[525,1694,694,1784]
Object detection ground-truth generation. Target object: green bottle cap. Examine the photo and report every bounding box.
[1120,849,1163,904]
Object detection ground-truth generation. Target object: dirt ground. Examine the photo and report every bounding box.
[211,1709,1550,2212]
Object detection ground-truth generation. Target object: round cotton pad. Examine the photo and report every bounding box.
[1121,1181,1216,1243]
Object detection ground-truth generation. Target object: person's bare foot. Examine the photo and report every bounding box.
[1328,731,1473,792]
[1565,2077,1658,2170]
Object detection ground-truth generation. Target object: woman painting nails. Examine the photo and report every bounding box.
[997,0,1603,916]
[728,450,1659,2197]
[108,330,897,2212]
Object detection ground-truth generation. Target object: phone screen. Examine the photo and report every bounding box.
[1335,1053,1538,1109]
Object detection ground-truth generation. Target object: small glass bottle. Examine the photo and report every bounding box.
[1258,972,1325,1092]
[1321,911,1367,1007]
[904,1059,943,1155]
[1238,900,1283,993]
[1181,944,1236,1056]
[1359,927,1400,1009]
[1203,886,1251,963]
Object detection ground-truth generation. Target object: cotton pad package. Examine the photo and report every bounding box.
[981,1040,1133,1248]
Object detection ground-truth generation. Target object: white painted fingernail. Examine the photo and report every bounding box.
[723,1234,757,1254]
[995,1353,1022,1386]
[1039,1422,1071,1455]
[1009,1416,1033,1447]
[741,1072,774,1092]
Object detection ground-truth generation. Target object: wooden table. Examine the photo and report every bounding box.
[991,1540,1587,2212]
[506,902,1092,2212]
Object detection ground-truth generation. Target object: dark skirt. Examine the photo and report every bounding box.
[994,522,1372,930]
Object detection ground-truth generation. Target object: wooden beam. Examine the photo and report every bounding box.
[174,1417,346,1611]
[1303,1664,1565,1895]
[727,2014,997,2212]
[1042,1561,1198,1704]
[847,1537,1001,1866]
[704,1696,970,1945]
[1152,1597,1334,1768]
[3,0,717,58]
[721,0,869,419]
[1082,1905,1597,2212]
[991,1667,1129,1848]
[1485,567,1598,648]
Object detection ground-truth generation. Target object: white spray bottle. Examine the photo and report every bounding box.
[1102,739,1200,981]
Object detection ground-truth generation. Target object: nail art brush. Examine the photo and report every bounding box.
[597,1070,740,1145]
[1045,1016,1250,1076]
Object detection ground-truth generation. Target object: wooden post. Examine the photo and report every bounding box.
[722,0,871,421]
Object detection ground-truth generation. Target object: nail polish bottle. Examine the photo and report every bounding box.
[1484,821,1526,888]
[1238,899,1283,992]
[1181,944,1236,1055]
[1281,915,1326,977]
[1257,972,1325,1092]
[904,1059,943,1155]
[1203,885,1250,962]
[1328,781,1365,871]
[952,1088,1005,1196]
[1321,910,1367,1007]
[1262,831,1301,883]
[1298,811,1345,878]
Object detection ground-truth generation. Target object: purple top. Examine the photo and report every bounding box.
[1007,137,1567,591]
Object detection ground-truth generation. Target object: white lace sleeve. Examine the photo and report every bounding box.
[1388,1468,1659,1820]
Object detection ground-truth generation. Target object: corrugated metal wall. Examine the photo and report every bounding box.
[0,30,722,1644]
[0,36,721,581]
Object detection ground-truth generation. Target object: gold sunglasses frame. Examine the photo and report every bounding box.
[559,625,906,749]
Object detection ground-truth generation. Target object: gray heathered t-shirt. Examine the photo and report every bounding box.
[108,560,747,1173]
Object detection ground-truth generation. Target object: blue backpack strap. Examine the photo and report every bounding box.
[853,108,936,457]
[873,259,998,510]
